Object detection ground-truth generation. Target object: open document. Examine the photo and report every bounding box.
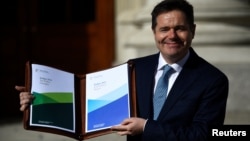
[85,63,130,133]
[23,61,136,140]
[30,64,75,133]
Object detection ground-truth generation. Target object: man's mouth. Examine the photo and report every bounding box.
[161,41,181,47]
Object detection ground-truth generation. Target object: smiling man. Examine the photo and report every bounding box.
[111,0,229,141]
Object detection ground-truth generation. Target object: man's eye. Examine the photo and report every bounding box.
[176,26,187,31]
[160,28,169,32]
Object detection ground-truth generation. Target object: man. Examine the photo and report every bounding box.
[111,0,228,141]
[17,0,229,141]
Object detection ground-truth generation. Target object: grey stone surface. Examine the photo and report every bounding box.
[215,63,250,124]
[0,118,126,141]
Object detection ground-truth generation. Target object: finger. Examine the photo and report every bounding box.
[20,97,32,105]
[20,92,33,99]
[20,97,32,111]
[111,125,126,131]
[20,104,29,111]
[120,118,133,125]
[15,85,26,92]
[20,91,29,95]
[20,93,33,109]
[117,131,130,136]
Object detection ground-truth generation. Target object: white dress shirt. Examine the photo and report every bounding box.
[154,51,190,97]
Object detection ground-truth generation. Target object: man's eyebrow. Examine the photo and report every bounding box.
[159,25,186,30]
[159,26,170,30]
[175,25,188,28]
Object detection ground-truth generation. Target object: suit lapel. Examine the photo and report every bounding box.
[132,53,159,119]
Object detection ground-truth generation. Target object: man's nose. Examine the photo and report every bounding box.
[168,29,177,39]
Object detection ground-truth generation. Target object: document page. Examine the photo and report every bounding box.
[85,63,130,133]
[30,64,75,133]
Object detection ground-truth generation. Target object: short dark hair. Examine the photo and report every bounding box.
[151,0,194,30]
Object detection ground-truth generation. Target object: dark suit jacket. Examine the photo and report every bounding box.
[127,47,229,141]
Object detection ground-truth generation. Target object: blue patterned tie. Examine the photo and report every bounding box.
[153,65,172,120]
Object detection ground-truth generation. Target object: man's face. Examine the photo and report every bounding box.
[153,10,195,64]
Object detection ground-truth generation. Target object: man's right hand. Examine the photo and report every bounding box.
[15,85,34,111]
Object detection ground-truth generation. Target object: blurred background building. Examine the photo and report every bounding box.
[1,0,250,141]
[115,0,250,125]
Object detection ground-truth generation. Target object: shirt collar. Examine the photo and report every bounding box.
[157,50,190,73]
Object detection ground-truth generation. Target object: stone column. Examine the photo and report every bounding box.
[114,0,146,65]
[189,0,250,63]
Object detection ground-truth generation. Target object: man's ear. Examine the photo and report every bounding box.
[152,28,156,34]
[191,24,196,38]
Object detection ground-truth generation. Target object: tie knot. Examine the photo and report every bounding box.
[162,65,172,76]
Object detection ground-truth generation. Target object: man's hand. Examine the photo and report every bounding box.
[15,85,34,111]
[111,117,146,136]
